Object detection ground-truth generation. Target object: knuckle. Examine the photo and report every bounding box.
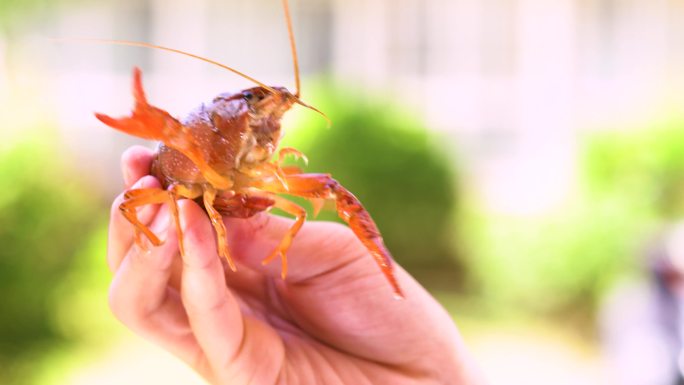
[110,194,125,217]
[120,146,137,165]
[184,289,229,316]
[107,282,129,321]
[107,280,148,329]
[181,246,217,271]
[121,145,152,166]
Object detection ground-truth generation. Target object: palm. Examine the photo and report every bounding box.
[107,146,483,385]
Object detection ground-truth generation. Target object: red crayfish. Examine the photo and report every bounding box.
[95,0,402,297]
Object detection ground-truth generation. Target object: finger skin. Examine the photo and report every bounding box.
[108,204,203,368]
[109,205,174,320]
[179,200,284,384]
[178,201,246,369]
[121,145,155,188]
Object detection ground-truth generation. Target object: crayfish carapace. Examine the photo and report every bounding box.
[95,0,402,297]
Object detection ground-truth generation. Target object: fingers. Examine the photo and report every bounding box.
[179,201,284,383]
[108,206,202,367]
[107,175,162,272]
[107,145,158,272]
[110,205,174,316]
[178,200,247,368]
[121,145,155,188]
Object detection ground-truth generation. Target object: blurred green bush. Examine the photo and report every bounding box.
[0,0,64,32]
[281,82,463,275]
[464,116,684,320]
[0,138,105,385]
[584,116,684,219]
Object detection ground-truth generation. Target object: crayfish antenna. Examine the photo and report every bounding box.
[279,0,331,126]
[51,37,278,94]
[295,98,332,128]
[281,0,300,98]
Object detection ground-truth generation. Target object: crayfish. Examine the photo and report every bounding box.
[95,0,402,297]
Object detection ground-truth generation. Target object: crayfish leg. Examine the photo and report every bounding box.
[120,187,181,254]
[120,184,200,257]
[259,195,307,280]
[266,174,403,298]
[203,186,237,272]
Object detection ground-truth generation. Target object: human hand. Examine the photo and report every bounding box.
[107,145,485,385]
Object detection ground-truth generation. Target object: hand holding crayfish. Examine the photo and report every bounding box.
[99,1,483,382]
[107,146,485,385]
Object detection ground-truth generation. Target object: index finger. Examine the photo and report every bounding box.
[121,145,155,188]
[107,175,162,272]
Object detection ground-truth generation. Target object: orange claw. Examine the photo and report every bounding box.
[332,184,403,299]
[278,147,309,166]
[263,173,403,298]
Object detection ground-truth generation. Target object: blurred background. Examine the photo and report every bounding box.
[1,0,684,384]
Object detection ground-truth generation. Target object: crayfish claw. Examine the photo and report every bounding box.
[278,147,309,166]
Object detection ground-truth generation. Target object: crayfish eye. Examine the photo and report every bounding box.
[243,90,268,104]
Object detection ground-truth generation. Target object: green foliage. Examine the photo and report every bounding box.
[584,117,684,218]
[281,82,461,271]
[0,0,88,33]
[0,0,53,31]
[464,117,684,318]
[0,138,104,385]
[465,198,654,316]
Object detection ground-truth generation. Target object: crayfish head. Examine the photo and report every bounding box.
[241,86,297,122]
[211,85,327,166]
[215,86,296,165]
